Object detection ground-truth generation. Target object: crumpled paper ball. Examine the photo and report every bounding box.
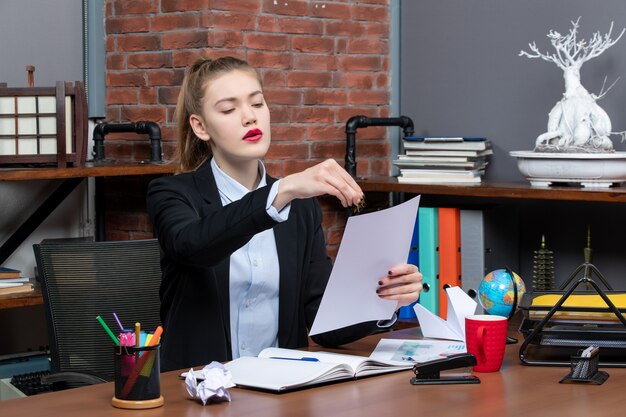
[184,361,235,405]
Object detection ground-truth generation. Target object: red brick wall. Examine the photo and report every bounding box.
[103,0,391,256]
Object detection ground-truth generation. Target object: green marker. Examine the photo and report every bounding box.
[96,315,120,345]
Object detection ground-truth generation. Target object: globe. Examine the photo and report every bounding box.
[478,269,526,318]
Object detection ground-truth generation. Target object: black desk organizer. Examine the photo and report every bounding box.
[559,347,609,385]
[518,260,626,367]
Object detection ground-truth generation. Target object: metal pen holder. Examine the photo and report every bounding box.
[111,344,164,409]
[560,348,609,385]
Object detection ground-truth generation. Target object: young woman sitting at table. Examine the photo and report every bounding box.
[147,56,423,371]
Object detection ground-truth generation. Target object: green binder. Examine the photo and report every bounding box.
[417,207,439,315]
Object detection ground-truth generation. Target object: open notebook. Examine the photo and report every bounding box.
[184,347,413,392]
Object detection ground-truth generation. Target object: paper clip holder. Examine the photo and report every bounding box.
[410,353,480,385]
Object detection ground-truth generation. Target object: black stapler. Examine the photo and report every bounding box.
[410,353,480,385]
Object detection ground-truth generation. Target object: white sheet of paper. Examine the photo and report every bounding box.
[413,286,477,341]
[309,196,421,336]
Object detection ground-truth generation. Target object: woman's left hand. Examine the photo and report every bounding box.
[377,264,423,308]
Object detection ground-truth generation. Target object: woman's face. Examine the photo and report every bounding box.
[190,69,271,172]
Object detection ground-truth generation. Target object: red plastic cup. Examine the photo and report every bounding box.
[465,314,507,372]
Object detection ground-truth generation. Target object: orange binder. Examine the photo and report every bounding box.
[437,207,461,319]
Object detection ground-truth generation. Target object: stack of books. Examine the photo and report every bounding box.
[0,267,34,296]
[393,137,492,184]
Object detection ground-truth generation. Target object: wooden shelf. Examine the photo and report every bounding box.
[0,162,178,309]
[357,176,626,204]
[0,161,177,181]
[0,284,42,310]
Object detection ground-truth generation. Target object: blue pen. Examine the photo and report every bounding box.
[269,356,320,362]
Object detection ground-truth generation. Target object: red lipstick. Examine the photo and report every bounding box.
[243,128,263,142]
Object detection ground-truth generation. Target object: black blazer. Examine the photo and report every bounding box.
[147,159,378,371]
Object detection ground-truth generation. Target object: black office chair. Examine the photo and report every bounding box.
[33,238,162,388]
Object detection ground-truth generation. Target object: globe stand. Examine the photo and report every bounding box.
[505,267,519,344]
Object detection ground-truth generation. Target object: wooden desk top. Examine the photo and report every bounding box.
[4,327,625,416]
[0,161,177,181]
[357,176,626,203]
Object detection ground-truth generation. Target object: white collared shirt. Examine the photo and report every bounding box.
[211,158,290,358]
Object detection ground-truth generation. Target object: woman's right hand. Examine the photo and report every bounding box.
[273,159,363,211]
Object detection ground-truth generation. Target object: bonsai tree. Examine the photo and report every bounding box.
[520,18,625,152]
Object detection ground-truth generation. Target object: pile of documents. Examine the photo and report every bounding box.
[0,267,34,296]
[394,137,492,184]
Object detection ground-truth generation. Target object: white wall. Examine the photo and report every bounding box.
[0,0,83,87]
[0,0,90,277]
[0,1,91,357]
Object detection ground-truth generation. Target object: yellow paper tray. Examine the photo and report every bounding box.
[522,292,626,322]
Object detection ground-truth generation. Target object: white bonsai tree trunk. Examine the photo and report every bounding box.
[520,18,625,153]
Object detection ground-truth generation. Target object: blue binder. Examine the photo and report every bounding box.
[399,212,420,319]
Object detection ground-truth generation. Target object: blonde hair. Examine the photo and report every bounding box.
[175,57,260,172]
